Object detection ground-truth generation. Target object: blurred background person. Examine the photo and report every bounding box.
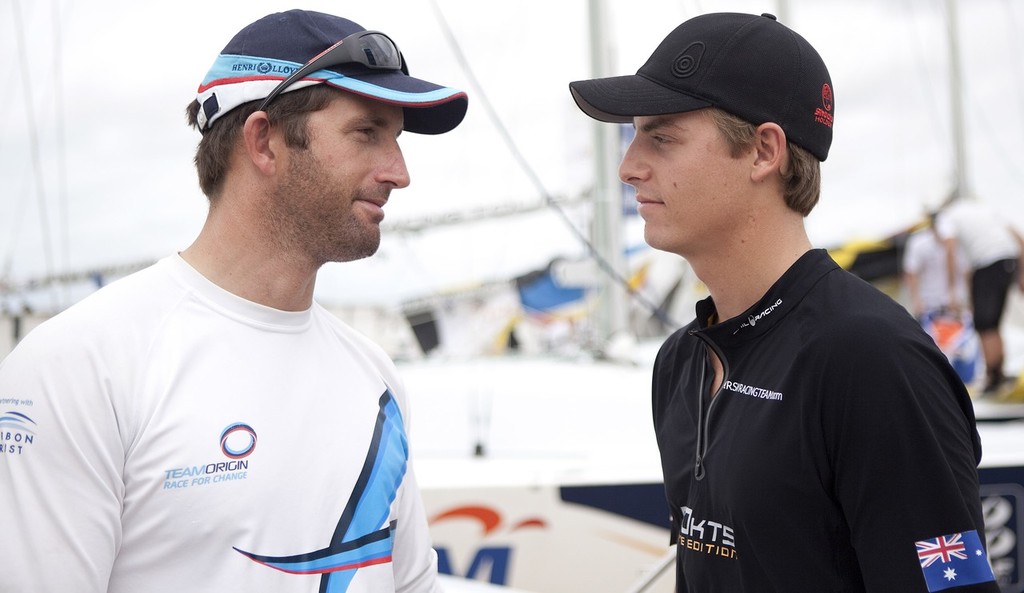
[902,211,979,385]
[935,196,1024,395]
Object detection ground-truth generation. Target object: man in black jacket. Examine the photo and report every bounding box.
[569,12,998,593]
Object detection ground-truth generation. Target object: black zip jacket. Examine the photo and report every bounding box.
[653,249,998,592]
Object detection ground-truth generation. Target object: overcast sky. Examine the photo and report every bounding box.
[2,0,1023,310]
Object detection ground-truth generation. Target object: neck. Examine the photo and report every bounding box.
[691,218,812,322]
[180,207,320,312]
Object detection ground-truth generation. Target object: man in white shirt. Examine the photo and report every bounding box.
[902,214,979,384]
[903,216,968,319]
[936,198,1024,393]
[0,10,467,593]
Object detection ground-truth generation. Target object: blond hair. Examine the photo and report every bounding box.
[707,108,822,216]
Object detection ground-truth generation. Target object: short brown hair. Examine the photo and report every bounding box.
[184,86,341,199]
[706,108,821,216]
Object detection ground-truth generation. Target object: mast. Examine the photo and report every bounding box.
[946,0,968,200]
[587,0,628,350]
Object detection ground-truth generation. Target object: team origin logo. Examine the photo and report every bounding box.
[221,423,258,459]
[162,422,256,490]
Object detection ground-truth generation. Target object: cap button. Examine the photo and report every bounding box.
[761,13,778,20]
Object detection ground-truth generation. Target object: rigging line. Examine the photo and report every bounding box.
[958,1,1023,180]
[896,0,953,201]
[0,4,26,283]
[10,0,59,309]
[903,0,951,160]
[1,178,33,288]
[969,99,1024,187]
[1002,0,1024,141]
[427,0,678,329]
[51,0,71,307]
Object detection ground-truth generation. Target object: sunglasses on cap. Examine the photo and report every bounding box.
[257,30,408,113]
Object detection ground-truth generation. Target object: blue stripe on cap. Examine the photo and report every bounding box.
[199,54,463,106]
[324,76,464,106]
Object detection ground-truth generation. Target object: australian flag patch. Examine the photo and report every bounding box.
[916,530,996,591]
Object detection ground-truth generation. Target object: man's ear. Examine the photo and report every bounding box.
[751,122,787,183]
[242,111,278,176]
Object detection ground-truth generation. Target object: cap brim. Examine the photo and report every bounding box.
[196,53,467,134]
[569,74,711,123]
[324,69,467,135]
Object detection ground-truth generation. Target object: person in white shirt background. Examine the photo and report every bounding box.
[902,210,979,384]
[935,197,1024,394]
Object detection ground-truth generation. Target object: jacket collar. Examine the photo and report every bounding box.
[694,249,840,342]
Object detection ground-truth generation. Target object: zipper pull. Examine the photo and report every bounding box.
[694,454,706,480]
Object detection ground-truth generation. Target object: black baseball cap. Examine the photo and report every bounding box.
[195,10,468,135]
[569,12,834,160]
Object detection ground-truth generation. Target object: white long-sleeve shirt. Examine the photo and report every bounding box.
[0,255,441,593]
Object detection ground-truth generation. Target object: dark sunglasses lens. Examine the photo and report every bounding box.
[255,31,406,115]
[355,33,402,69]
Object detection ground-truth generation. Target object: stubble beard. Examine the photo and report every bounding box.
[271,148,383,267]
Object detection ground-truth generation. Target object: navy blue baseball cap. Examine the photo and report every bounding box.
[569,13,834,160]
[195,9,468,135]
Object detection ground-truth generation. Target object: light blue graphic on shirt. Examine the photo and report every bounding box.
[0,410,36,433]
[235,390,408,591]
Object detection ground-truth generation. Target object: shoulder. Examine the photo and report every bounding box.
[798,269,935,369]
[312,307,397,372]
[795,270,970,420]
[7,260,186,362]
[310,305,408,405]
[0,260,191,444]
[937,201,993,232]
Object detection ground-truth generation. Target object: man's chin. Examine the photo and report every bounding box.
[336,236,382,263]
